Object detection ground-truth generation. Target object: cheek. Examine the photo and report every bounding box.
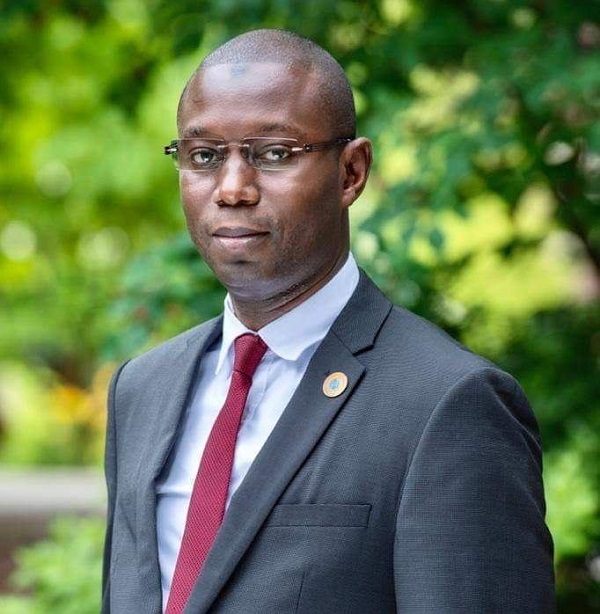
[267,170,341,219]
[284,176,343,228]
[277,197,345,260]
[180,174,208,203]
[180,179,212,223]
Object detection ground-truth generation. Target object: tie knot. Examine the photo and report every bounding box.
[233,334,268,378]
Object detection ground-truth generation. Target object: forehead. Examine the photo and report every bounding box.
[178,62,329,139]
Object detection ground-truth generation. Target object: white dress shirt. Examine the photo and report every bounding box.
[156,254,359,609]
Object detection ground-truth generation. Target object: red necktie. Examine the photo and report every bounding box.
[165,333,268,614]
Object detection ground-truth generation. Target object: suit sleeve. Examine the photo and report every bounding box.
[102,361,129,614]
[394,367,555,613]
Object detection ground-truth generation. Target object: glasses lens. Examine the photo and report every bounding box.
[246,138,300,170]
[173,139,225,171]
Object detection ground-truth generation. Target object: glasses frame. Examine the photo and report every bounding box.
[163,136,353,172]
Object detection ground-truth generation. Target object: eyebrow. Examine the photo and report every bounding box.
[180,123,303,139]
[181,126,208,139]
[256,123,300,135]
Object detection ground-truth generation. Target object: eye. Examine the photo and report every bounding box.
[189,147,221,167]
[254,142,295,164]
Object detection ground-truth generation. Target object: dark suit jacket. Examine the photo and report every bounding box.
[102,272,555,613]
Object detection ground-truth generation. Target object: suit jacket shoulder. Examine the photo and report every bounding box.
[334,271,502,408]
[119,315,222,380]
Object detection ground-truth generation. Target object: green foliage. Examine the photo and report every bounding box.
[0,595,33,614]
[0,0,598,609]
[102,232,224,361]
[0,362,109,466]
[0,516,104,614]
[501,306,600,449]
[545,434,599,562]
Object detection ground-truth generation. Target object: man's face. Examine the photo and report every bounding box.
[176,62,352,306]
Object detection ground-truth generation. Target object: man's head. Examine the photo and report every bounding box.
[174,29,372,328]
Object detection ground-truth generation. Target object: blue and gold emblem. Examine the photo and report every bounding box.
[322,372,348,398]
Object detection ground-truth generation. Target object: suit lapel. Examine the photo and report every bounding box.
[185,272,392,613]
[134,318,223,609]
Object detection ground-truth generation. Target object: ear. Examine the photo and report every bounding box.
[339,137,373,208]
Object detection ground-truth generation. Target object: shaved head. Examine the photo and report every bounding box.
[178,29,356,138]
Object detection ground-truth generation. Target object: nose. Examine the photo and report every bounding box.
[213,152,259,207]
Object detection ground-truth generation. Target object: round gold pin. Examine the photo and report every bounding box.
[322,372,348,398]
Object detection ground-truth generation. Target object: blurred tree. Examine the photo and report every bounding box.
[0,0,598,609]
[0,516,104,614]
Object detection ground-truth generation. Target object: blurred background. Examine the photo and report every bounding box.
[0,0,598,612]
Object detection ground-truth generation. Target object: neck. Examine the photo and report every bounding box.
[229,253,348,331]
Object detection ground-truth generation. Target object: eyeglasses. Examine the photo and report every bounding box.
[163,136,352,172]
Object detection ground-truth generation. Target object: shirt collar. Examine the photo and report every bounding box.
[215,253,360,373]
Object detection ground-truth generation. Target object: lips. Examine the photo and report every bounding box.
[211,227,269,254]
[213,226,268,239]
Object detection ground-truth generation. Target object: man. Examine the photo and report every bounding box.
[103,29,555,613]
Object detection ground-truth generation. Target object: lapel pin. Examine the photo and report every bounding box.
[322,372,348,398]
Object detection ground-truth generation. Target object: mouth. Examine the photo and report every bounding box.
[212,226,269,250]
[213,226,269,239]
